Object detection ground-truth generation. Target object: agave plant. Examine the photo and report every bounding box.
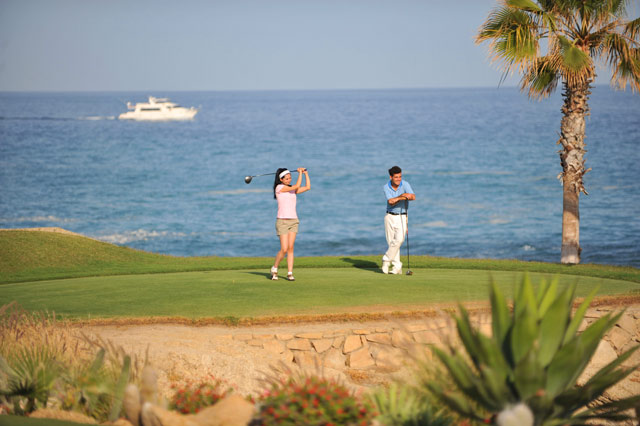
[369,382,454,426]
[57,348,131,422]
[0,346,62,414]
[424,276,640,426]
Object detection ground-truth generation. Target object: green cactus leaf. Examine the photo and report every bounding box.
[478,333,510,373]
[547,313,620,397]
[563,286,598,345]
[89,348,105,376]
[513,349,545,399]
[478,365,512,407]
[537,278,559,318]
[514,274,538,320]
[545,336,585,397]
[490,279,511,345]
[456,307,484,367]
[108,355,131,422]
[511,304,538,364]
[538,287,572,367]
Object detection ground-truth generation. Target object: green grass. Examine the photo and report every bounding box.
[1,230,639,284]
[1,230,639,320]
[1,268,638,320]
[0,416,85,426]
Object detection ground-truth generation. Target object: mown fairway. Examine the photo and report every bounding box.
[1,230,639,320]
[1,268,638,319]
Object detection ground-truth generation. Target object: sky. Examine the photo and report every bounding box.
[0,0,623,92]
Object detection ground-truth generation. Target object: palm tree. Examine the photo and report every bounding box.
[477,0,640,264]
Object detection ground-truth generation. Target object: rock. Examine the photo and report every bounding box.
[347,347,375,369]
[275,333,293,341]
[141,366,160,406]
[343,335,363,353]
[254,334,273,340]
[311,338,333,353]
[478,322,492,337]
[247,339,263,347]
[286,338,312,350]
[619,341,640,368]
[281,349,294,363]
[617,314,638,337]
[293,351,320,369]
[366,333,391,345]
[112,419,135,426]
[124,383,142,426]
[391,329,413,347]
[295,332,323,339]
[406,323,429,332]
[193,394,255,426]
[324,329,348,338]
[29,408,97,424]
[374,346,405,370]
[323,348,346,369]
[263,339,285,354]
[413,330,440,345]
[608,326,633,351]
[233,334,253,341]
[579,340,618,384]
[353,329,370,335]
[332,335,345,349]
[141,402,199,426]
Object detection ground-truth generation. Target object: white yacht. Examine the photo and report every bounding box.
[118,96,198,121]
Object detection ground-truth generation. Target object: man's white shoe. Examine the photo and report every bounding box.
[381,260,391,274]
[271,266,278,280]
[390,262,402,275]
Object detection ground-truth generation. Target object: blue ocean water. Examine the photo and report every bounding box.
[0,88,638,266]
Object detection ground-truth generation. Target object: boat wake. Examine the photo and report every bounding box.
[0,116,116,121]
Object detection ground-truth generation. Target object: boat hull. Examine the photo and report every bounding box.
[118,109,198,121]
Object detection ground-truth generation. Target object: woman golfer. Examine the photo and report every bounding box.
[271,167,310,281]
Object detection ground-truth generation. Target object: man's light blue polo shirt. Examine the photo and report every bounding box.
[384,180,414,214]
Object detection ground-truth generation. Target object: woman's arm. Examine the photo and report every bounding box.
[276,169,305,193]
[296,169,311,194]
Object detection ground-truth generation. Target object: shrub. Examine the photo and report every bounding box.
[257,375,375,425]
[169,377,232,414]
[369,382,454,426]
[423,276,640,425]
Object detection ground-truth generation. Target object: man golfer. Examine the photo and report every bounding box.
[382,166,415,274]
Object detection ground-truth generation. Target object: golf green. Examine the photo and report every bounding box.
[1,268,638,319]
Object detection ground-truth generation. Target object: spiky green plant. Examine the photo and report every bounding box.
[369,382,454,426]
[424,276,640,426]
[0,347,62,414]
[56,348,131,422]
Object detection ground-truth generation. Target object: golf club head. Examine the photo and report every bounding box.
[406,270,413,276]
[244,176,253,184]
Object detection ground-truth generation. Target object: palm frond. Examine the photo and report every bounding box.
[477,6,541,73]
[624,16,640,42]
[506,0,543,13]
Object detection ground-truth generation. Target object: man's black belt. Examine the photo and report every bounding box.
[386,212,407,215]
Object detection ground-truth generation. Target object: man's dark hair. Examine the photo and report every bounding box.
[388,166,402,176]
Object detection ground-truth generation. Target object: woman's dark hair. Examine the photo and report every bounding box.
[273,168,289,199]
[388,165,402,176]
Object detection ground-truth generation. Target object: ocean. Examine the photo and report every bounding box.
[0,88,638,267]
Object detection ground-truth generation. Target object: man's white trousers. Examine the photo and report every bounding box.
[383,213,407,268]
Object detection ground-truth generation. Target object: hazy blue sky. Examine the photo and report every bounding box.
[0,0,623,91]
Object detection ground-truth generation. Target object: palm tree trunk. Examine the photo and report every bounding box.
[558,80,592,264]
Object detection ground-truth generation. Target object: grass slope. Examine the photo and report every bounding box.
[1,230,639,284]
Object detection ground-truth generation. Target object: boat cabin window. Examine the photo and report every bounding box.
[141,108,161,111]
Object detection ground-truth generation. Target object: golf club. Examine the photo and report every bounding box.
[403,198,413,276]
[244,169,306,184]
